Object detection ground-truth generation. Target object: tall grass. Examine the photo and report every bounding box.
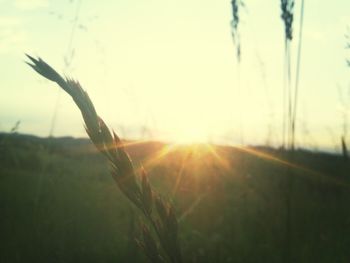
[26,55,182,263]
[280,2,294,263]
[291,0,305,151]
[280,0,294,149]
[230,0,244,62]
[341,27,350,160]
[230,0,245,145]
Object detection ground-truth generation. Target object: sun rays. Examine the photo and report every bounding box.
[90,136,350,196]
[232,146,350,188]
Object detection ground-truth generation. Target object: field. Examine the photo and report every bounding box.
[0,133,349,263]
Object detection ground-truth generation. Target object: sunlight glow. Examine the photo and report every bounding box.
[143,144,178,168]
[168,128,210,145]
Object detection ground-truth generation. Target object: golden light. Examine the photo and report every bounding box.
[167,126,211,145]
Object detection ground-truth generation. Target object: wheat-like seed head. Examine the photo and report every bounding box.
[27,55,182,263]
[280,0,294,41]
[230,0,244,61]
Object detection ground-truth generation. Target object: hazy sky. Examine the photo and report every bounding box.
[0,0,349,150]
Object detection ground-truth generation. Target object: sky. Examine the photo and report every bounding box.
[0,0,349,151]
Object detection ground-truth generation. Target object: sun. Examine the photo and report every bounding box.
[169,127,210,145]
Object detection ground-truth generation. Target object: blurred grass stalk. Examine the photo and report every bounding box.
[340,28,350,161]
[280,0,294,149]
[230,0,245,144]
[26,55,182,263]
[280,1,294,263]
[230,0,243,62]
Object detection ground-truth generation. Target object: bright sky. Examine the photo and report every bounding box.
[0,0,349,151]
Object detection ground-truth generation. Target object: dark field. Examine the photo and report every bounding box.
[1,133,349,263]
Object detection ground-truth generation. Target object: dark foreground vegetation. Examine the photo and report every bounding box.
[1,133,349,263]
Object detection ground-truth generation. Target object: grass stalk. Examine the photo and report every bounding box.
[230,0,244,62]
[230,0,245,145]
[291,0,305,150]
[280,1,294,262]
[26,55,182,263]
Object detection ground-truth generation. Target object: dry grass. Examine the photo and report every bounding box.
[26,55,182,263]
[280,0,294,42]
[230,0,244,61]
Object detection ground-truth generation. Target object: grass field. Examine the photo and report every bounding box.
[1,133,349,263]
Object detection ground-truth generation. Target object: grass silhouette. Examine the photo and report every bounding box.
[26,55,182,263]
